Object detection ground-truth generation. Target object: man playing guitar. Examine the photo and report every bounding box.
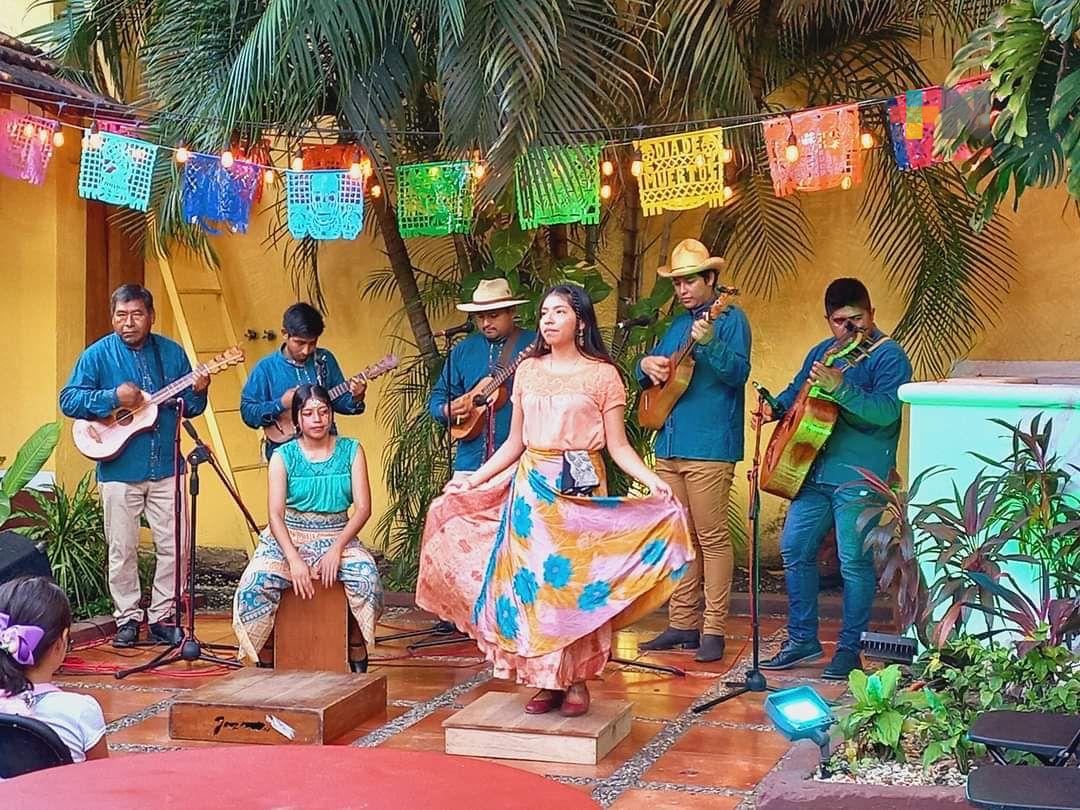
[241,303,367,460]
[636,239,752,663]
[428,278,536,479]
[59,284,210,648]
[757,278,912,680]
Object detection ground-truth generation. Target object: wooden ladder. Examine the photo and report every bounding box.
[155,254,267,549]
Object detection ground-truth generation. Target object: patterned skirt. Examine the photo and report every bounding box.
[232,510,384,663]
[418,449,693,689]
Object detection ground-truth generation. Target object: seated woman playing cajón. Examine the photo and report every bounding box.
[232,384,384,669]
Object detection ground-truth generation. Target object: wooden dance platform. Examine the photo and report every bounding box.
[169,668,386,745]
[443,691,632,765]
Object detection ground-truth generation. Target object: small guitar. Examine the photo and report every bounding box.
[449,345,536,441]
[73,347,245,461]
[263,353,399,444]
[637,288,737,430]
[759,328,888,500]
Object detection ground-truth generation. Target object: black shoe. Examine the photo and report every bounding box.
[822,649,862,681]
[432,620,459,635]
[112,620,140,648]
[694,634,726,663]
[759,640,824,671]
[349,658,369,673]
[638,627,700,652]
[149,620,183,646]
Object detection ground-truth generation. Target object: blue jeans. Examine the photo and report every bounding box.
[779,480,878,653]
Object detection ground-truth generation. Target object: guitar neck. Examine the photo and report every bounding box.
[146,356,234,406]
[480,349,531,396]
[328,362,388,400]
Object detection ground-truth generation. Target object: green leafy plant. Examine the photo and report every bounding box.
[15,473,109,618]
[973,416,1080,596]
[0,421,61,526]
[838,665,925,761]
[966,569,1080,656]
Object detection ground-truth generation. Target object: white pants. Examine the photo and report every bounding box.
[99,477,187,625]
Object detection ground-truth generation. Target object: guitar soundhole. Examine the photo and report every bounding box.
[115,409,134,426]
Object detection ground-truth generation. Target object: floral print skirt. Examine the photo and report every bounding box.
[418,449,693,689]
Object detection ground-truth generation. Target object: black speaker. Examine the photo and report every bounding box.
[0,531,52,584]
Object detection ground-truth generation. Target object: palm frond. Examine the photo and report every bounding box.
[860,150,1017,377]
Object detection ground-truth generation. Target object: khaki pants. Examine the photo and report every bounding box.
[99,477,187,625]
[656,459,736,635]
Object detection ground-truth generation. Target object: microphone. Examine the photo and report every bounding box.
[433,321,475,339]
[616,311,658,331]
[751,381,782,412]
[182,419,205,446]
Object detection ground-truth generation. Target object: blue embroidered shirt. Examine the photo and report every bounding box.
[636,303,752,462]
[775,330,913,487]
[59,333,208,483]
[428,329,536,472]
[240,347,365,455]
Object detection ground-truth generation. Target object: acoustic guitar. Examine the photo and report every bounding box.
[73,346,245,461]
[759,328,888,500]
[637,288,737,431]
[263,352,399,444]
[449,345,536,441]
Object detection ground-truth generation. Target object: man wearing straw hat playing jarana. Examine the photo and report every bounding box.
[637,239,752,663]
[429,278,536,480]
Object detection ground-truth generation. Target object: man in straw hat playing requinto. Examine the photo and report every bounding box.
[429,278,536,479]
[637,239,752,663]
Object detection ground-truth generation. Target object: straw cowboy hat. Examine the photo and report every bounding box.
[656,238,727,278]
[456,278,530,312]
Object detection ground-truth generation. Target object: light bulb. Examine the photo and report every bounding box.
[349,162,363,180]
[601,159,614,176]
[841,175,853,190]
[721,147,734,164]
[428,166,440,178]
[291,156,304,172]
[52,130,65,148]
[694,154,706,167]
[784,142,799,163]
[600,183,612,200]
[175,146,190,164]
[22,122,34,138]
[472,162,486,179]
[263,169,275,185]
[630,159,643,177]
[89,131,104,149]
[370,183,382,198]
[361,159,373,178]
[860,131,874,149]
[723,185,734,201]
[220,150,234,168]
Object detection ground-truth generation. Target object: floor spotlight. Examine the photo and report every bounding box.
[765,685,836,776]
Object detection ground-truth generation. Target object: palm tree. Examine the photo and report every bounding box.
[942,0,1080,222]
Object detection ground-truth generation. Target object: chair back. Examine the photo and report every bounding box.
[0,713,74,778]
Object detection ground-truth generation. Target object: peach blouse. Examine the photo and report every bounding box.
[510,357,627,451]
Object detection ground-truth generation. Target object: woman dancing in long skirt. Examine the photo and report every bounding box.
[418,284,694,716]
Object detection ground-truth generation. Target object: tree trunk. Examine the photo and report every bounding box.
[548,224,569,260]
[749,0,781,108]
[617,180,641,323]
[371,194,440,375]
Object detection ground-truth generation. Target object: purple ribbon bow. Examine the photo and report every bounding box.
[0,612,44,666]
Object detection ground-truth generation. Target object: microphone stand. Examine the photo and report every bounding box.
[692,389,776,712]
[117,407,241,678]
[376,327,469,649]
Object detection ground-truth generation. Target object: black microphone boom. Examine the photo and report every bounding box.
[616,311,657,330]
[751,381,783,413]
[433,321,476,338]
[182,419,202,444]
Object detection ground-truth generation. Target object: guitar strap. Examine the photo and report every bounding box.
[150,335,166,391]
[484,328,521,460]
[315,349,328,388]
